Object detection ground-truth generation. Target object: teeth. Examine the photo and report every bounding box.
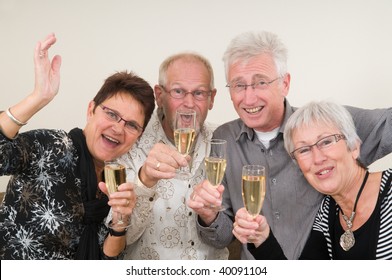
[104,135,119,144]
[319,170,330,175]
[245,106,262,114]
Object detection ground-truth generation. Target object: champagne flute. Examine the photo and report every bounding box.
[241,165,266,240]
[204,139,227,211]
[174,109,196,179]
[104,160,127,229]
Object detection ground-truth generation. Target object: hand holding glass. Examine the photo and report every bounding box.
[204,139,227,211]
[104,160,127,229]
[241,165,266,242]
[241,165,266,218]
[174,109,196,179]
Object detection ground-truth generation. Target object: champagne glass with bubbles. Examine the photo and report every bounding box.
[204,139,227,211]
[241,165,266,218]
[174,109,196,179]
[104,160,127,229]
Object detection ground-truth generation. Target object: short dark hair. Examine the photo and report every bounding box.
[92,71,155,130]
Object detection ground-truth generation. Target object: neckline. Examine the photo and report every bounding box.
[339,170,369,227]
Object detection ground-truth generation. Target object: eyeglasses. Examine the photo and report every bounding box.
[290,134,346,160]
[160,86,211,101]
[99,104,143,135]
[226,77,281,94]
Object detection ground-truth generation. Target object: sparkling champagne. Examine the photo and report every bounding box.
[242,175,266,217]
[174,128,196,155]
[104,163,126,194]
[205,157,227,186]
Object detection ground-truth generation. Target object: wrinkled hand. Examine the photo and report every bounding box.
[33,33,62,108]
[232,207,270,247]
[99,181,136,223]
[139,142,189,187]
[187,179,224,226]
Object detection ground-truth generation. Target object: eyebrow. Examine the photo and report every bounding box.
[230,74,270,83]
[170,83,210,90]
[252,74,270,80]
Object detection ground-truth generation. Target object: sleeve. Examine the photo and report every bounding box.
[0,129,45,175]
[1,132,24,175]
[248,230,287,260]
[249,227,330,260]
[298,229,330,260]
[299,197,332,260]
[196,160,237,249]
[196,210,235,249]
[125,176,157,245]
[346,106,392,166]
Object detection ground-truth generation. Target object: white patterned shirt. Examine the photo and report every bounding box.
[119,109,229,260]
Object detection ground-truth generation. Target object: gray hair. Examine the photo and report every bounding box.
[222,31,288,81]
[283,100,362,155]
[158,52,214,89]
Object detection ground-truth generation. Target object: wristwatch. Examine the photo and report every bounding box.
[108,221,127,236]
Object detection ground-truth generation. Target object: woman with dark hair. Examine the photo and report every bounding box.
[0,33,155,259]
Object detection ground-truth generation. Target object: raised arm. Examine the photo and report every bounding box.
[0,33,61,139]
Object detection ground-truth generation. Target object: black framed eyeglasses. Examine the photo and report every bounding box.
[160,86,211,101]
[99,104,143,135]
[290,134,346,160]
[226,77,281,94]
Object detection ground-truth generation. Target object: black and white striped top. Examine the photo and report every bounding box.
[308,168,392,259]
[250,169,392,259]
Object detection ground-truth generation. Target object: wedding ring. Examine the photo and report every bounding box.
[156,161,161,171]
[191,193,196,201]
[126,200,129,206]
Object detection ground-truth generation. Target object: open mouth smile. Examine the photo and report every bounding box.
[244,106,263,114]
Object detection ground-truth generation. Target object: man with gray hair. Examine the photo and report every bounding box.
[120,52,229,260]
[188,30,392,259]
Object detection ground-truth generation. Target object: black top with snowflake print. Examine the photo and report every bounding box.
[0,129,107,259]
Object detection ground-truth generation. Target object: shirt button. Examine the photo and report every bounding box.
[272,178,277,184]
[274,211,280,219]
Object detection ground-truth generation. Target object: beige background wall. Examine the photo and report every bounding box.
[1,0,391,192]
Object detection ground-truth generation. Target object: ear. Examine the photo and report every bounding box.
[154,85,164,107]
[86,100,95,121]
[351,140,361,161]
[208,89,217,110]
[281,73,291,97]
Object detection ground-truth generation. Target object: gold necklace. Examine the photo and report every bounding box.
[339,171,369,251]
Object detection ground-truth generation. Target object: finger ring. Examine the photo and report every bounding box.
[191,193,196,201]
[156,161,161,171]
[126,200,129,206]
[39,51,45,58]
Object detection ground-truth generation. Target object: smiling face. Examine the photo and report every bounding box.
[155,58,216,140]
[228,53,290,132]
[83,92,145,169]
[292,122,361,196]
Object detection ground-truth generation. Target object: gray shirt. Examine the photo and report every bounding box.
[197,99,392,259]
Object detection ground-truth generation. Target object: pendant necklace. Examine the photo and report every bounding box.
[339,170,369,251]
